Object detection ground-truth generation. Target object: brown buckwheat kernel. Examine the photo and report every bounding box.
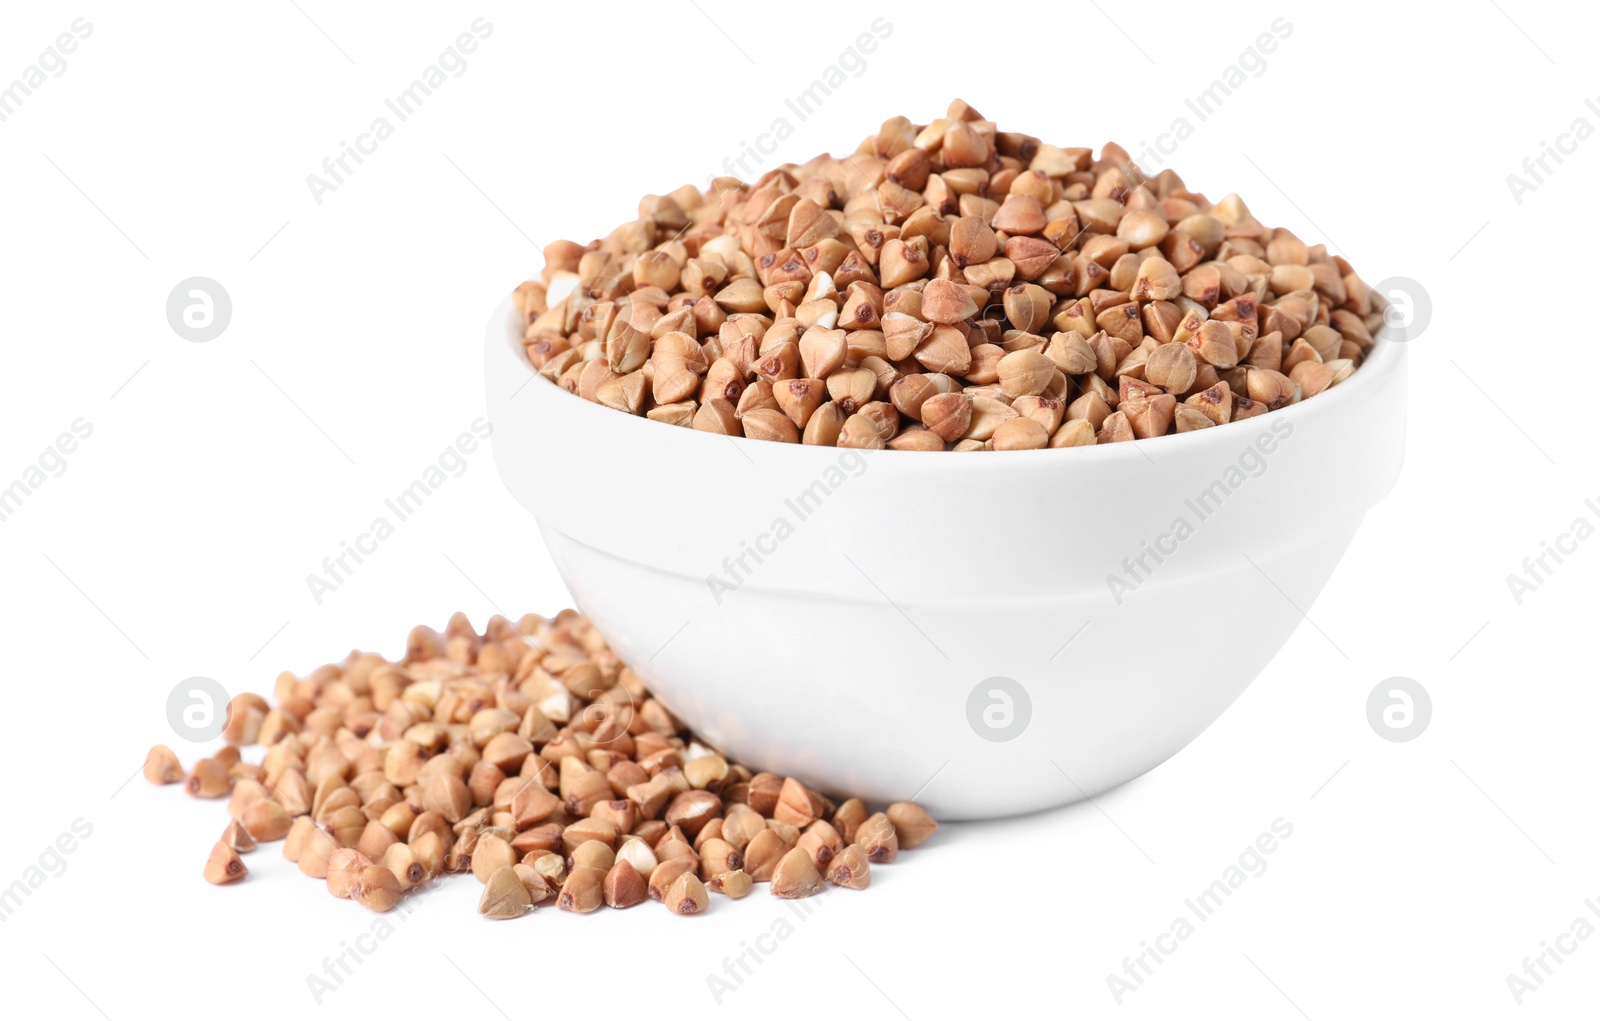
[514,100,1381,449]
[148,611,935,921]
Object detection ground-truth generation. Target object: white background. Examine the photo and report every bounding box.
[1,1,1594,1017]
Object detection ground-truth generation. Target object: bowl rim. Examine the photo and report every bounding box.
[497,295,1405,466]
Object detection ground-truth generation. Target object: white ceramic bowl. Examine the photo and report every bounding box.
[486,297,1407,819]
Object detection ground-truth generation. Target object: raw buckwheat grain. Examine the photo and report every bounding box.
[147,610,934,919]
[513,99,1384,449]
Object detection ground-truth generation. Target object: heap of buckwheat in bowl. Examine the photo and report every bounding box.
[513,99,1386,450]
[146,610,935,918]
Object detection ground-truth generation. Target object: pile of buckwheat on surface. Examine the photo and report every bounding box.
[514,99,1384,450]
[148,610,934,918]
